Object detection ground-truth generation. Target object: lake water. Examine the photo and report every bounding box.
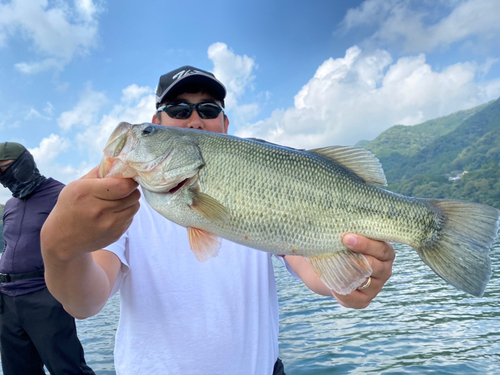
[2,241,499,374]
[276,240,500,375]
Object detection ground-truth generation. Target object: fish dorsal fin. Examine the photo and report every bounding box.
[309,146,387,186]
[247,138,305,151]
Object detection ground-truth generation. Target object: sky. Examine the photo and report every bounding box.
[1,0,500,204]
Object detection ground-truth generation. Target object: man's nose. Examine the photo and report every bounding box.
[186,111,204,129]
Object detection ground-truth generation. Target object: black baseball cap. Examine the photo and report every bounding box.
[155,66,226,109]
[0,142,26,161]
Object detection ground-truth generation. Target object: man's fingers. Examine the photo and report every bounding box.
[113,189,141,213]
[332,289,372,309]
[73,176,139,201]
[77,165,139,201]
[342,233,395,262]
[332,274,386,309]
[330,234,396,309]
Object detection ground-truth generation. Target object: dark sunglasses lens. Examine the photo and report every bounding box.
[197,103,222,119]
[166,103,192,119]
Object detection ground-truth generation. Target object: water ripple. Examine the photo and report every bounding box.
[276,241,500,374]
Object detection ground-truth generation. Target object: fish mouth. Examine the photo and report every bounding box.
[104,122,133,157]
[166,178,190,194]
[99,122,135,178]
[138,175,195,194]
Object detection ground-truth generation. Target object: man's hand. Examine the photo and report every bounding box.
[285,234,395,309]
[41,166,141,260]
[332,234,395,309]
[40,166,141,319]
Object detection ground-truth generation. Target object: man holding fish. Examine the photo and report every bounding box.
[40,66,395,374]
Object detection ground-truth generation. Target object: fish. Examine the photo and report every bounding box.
[99,122,500,297]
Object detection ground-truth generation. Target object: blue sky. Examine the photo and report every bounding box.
[1,0,500,203]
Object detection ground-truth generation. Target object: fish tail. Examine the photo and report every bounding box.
[417,200,500,297]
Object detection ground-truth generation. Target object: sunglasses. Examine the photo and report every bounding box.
[158,102,224,120]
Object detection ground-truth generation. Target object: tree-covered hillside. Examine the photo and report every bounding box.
[360,98,500,209]
[356,103,488,158]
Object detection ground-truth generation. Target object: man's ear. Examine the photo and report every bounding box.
[152,113,160,124]
[224,115,230,134]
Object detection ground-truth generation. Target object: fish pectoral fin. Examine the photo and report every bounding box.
[308,146,387,186]
[305,251,372,295]
[189,191,230,224]
[187,227,221,262]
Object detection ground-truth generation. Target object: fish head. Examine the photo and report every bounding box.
[99,122,204,193]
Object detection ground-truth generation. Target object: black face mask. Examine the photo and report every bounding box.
[0,151,46,199]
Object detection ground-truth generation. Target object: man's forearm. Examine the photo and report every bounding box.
[42,248,114,319]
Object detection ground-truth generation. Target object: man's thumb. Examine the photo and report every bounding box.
[80,166,100,180]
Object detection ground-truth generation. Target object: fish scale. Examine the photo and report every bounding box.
[100,122,500,297]
[197,136,363,253]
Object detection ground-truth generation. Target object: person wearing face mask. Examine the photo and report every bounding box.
[0,142,95,375]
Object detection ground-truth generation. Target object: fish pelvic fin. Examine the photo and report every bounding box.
[306,251,372,295]
[187,227,221,262]
[418,200,500,297]
[308,146,387,186]
[189,190,230,224]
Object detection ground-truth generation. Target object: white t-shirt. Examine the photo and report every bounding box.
[105,195,287,375]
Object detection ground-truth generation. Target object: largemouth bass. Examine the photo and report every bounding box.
[99,122,500,297]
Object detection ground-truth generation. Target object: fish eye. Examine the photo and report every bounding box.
[142,125,156,136]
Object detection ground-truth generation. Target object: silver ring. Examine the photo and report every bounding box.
[357,277,371,290]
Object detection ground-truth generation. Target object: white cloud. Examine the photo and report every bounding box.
[479,57,499,76]
[27,133,85,182]
[24,107,49,121]
[58,83,107,131]
[237,46,500,149]
[208,42,257,111]
[44,101,54,116]
[29,133,71,163]
[14,58,63,75]
[339,0,500,53]
[0,0,102,74]
[75,0,101,22]
[231,103,260,128]
[122,84,151,104]
[75,84,155,165]
[339,0,399,30]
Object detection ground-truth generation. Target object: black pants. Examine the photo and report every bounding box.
[273,358,286,375]
[0,287,94,375]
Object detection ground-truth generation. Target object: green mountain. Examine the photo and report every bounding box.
[359,98,500,209]
[356,103,488,158]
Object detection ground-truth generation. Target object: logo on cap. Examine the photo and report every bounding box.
[172,69,203,81]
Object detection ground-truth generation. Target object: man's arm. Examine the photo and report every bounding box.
[285,234,395,309]
[41,167,140,319]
